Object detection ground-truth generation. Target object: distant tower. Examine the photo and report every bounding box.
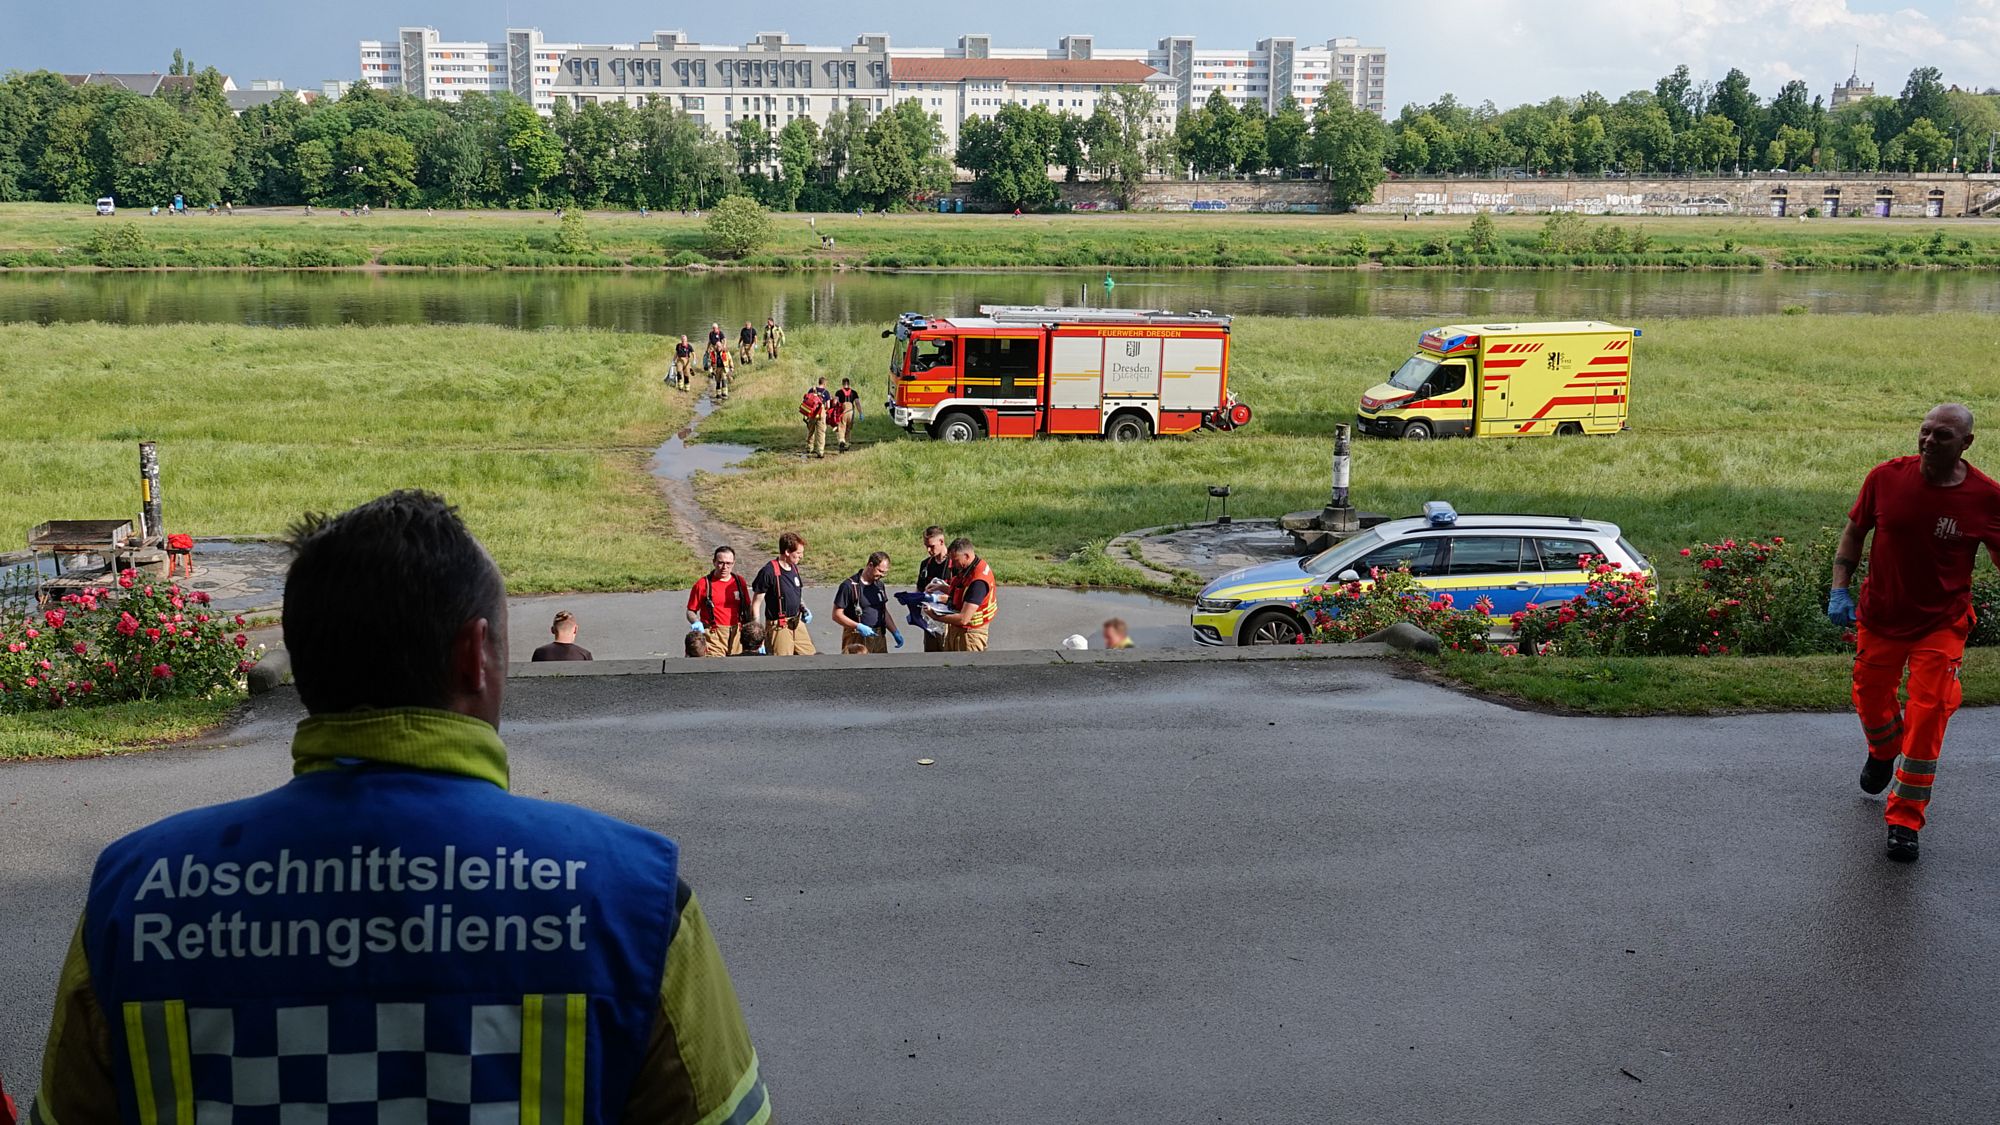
[1832,47,1873,109]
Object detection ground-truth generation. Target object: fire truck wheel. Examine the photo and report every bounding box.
[1400,421,1433,441]
[1106,412,1153,443]
[933,412,984,443]
[1240,608,1306,646]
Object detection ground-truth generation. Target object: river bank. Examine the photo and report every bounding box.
[3,204,1996,272]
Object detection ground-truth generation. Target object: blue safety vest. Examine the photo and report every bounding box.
[82,755,680,1124]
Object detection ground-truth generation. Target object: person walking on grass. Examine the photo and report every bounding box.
[753,532,815,655]
[834,551,904,654]
[763,317,783,360]
[672,335,696,390]
[28,491,768,1125]
[687,545,755,656]
[800,377,831,459]
[531,609,593,661]
[1829,403,2000,863]
[705,322,725,370]
[832,378,861,453]
[738,321,757,366]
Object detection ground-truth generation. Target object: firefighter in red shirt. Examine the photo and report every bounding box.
[1830,403,2000,862]
[928,537,997,652]
[686,545,754,656]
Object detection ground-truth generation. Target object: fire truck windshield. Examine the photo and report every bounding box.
[888,338,905,376]
[1387,355,1442,392]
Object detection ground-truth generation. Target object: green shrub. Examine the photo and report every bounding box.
[1344,233,1369,258]
[82,222,150,259]
[668,250,707,267]
[1466,213,1497,254]
[701,196,772,259]
[554,211,595,254]
[1536,211,1589,254]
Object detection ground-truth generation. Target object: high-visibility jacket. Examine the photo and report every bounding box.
[32,709,768,1125]
[948,556,998,629]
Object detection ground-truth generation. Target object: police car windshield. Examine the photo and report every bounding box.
[1387,355,1441,392]
[1305,526,1387,573]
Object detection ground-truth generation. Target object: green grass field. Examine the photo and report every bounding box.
[0,695,242,760]
[0,323,699,592]
[698,312,1981,590]
[0,202,1993,270]
[1429,648,2000,715]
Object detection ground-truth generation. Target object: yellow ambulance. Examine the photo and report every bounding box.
[1356,321,1638,440]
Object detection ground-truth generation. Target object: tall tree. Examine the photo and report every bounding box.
[1898,67,1949,135]
[1265,97,1310,173]
[1309,96,1389,209]
[1654,65,1695,132]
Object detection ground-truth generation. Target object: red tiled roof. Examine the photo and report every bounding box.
[889,58,1162,84]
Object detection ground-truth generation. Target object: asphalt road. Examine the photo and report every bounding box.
[4,660,1998,1123]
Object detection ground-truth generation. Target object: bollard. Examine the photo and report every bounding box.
[138,441,163,542]
[1330,423,1351,510]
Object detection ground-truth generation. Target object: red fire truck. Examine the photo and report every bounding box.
[883,306,1253,441]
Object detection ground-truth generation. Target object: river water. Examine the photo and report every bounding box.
[0,268,1992,331]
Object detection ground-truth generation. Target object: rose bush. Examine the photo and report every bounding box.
[1302,564,1494,652]
[1510,556,1659,657]
[1651,535,1844,656]
[0,571,256,714]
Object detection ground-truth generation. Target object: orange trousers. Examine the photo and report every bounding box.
[1852,611,1970,831]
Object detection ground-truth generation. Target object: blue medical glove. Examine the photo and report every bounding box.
[855,623,876,638]
[688,620,706,634]
[1826,587,1857,628]
[893,632,905,649]
[802,608,814,624]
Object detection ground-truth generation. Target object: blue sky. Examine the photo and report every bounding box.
[8,0,1996,108]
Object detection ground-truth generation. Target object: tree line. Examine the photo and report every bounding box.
[1,58,1994,214]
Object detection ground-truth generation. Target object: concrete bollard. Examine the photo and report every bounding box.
[1357,622,1442,656]
[248,648,292,695]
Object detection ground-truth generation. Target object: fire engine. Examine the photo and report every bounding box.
[883,306,1253,441]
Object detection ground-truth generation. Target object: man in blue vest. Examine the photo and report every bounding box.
[30,490,769,1125]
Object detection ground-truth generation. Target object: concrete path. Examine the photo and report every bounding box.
[4,660,1997,1121]
[508,585,1197,659]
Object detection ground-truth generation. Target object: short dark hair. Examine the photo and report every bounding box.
[948,537,974,555]
[779,531,806,554]
[923,526,946,542]
[867,551,890,569]
[712,545,735,563]
[283,491,504,715]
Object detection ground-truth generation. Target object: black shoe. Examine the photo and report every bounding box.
[1886,825,1920,862]
[1860,754,1895,795]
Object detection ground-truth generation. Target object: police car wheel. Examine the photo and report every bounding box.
[1241,609,1304,646]
[934,412,983,442]
[1401,421,1432,441]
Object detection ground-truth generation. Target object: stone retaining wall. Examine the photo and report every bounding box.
[1051,175,2000,216]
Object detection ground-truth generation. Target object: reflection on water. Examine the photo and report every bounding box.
[0,268,1992,331]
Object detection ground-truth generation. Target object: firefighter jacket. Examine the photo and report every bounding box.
[32,708,768,1125]
[948,557,998,629]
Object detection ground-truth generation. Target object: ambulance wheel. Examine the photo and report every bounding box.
[933,412,984,442]
[1241,609,1305,646]
[1555,422,1584,437]
[1401,421,1433,441]
[1106,412,1153,443]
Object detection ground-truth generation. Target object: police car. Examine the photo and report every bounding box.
[1190,503,1652,645]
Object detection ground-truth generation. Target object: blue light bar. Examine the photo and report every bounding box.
[1423,501,1458,527]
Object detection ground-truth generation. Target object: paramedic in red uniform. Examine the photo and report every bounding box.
[1829,403,2000,863]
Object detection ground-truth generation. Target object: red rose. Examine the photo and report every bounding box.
[44,609,65,629]
[24,628,38,640]
[145,628,161,641]
[234,616,246,627]
[118,573,135,589]
[24,676,38,688]
[152,664,173,679]
[73,641,88,656]
[194,591,212,605]
[117,613,139,638]
[234,633,249,649]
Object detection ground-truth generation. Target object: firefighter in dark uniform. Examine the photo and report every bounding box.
[915,526,952,653]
